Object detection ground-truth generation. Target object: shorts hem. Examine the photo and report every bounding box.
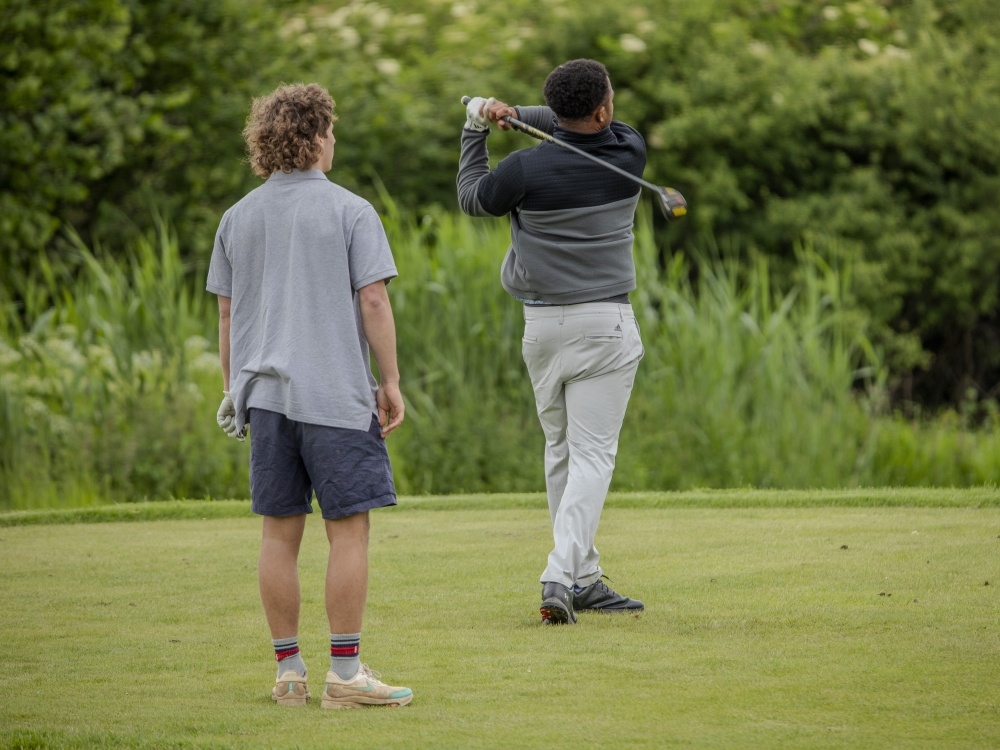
[251,503,314,518]
[319,494,397,521]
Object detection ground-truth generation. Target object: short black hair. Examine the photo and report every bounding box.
[542,59,611,120]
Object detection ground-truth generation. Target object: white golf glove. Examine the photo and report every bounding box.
[216,391,245,441]
[464,96,495,132]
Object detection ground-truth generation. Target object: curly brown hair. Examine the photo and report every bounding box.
[243,83,337,178]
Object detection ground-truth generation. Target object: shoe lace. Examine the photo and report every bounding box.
[592,575,616,595]
[359,664,386,686]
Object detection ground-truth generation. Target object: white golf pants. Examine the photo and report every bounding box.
[521,302,643,589]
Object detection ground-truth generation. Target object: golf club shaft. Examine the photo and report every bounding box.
[501,115,661,193]
[461,96,686,221]
[462,95,658,191]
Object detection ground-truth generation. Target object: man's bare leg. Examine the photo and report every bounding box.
[260,514,309,704]
[259,514,307,638]
[325,511,370,634]
[320,510,412,708]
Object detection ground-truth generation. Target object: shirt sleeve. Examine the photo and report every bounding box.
[346,203,398,290]
[206,212,233,296]
[457,129,498,217]
[474,152,527,217]
[457,105,556,219]
[514,105,556,134]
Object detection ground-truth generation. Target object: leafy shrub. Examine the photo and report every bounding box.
[285,0,1000,409]
[4,0,1000,419]
[0,0,286,285]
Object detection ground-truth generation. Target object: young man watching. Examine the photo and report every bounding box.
[208,83,412,707]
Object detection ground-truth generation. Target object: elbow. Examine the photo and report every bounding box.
[358,283,390,314]
[457,188,493,217]
[458,194,477,216]
[217,295,232,323]
[456,180,475,215]
[360,296,388,317]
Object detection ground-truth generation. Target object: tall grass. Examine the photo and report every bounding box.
[2,209,999,509]
[383,202,541,494]
[0,225,246,508]
[617,232,882,488]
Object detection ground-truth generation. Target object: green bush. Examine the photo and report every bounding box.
[4,0,999,416]
[284,0,1000,409]
[644,0,1000,406]
[0,0,286,285]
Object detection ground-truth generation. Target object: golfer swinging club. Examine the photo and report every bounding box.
[457,59,646,624]
[207,83,412,707]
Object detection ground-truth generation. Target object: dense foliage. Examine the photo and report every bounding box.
[0,0,287,277]
[270,0,1000,408]
[2,0,998,414]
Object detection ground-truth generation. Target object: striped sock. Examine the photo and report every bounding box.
[329,633,361,680]
[273,636,307,679]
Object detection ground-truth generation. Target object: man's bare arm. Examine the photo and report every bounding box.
[218,294,232,390]
[358,280,404,437]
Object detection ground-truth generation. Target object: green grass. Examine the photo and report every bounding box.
[2,490,999,749]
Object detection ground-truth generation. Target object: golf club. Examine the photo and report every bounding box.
[462,96,687,221]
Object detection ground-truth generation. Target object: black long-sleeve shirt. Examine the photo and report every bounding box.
[457,105,646,305]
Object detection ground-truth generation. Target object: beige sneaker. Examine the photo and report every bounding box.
[320,665,413,709]
[272,670,310,706]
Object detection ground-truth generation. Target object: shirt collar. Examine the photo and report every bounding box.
[552,123,616,146]
[266,168,328,182]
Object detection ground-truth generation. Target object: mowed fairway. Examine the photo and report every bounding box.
[1,492,999,749]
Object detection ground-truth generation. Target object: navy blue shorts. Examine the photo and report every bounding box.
[248,408,397,520]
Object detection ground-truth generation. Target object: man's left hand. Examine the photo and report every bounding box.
[376,382,405,438]
[464,96,494,131]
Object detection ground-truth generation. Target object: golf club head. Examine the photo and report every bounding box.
[656,187,688,222]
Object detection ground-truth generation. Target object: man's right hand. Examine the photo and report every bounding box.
[216,391,245,441]
[483,99,517,131]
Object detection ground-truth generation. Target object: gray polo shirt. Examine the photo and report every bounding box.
[206,169,397,434]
